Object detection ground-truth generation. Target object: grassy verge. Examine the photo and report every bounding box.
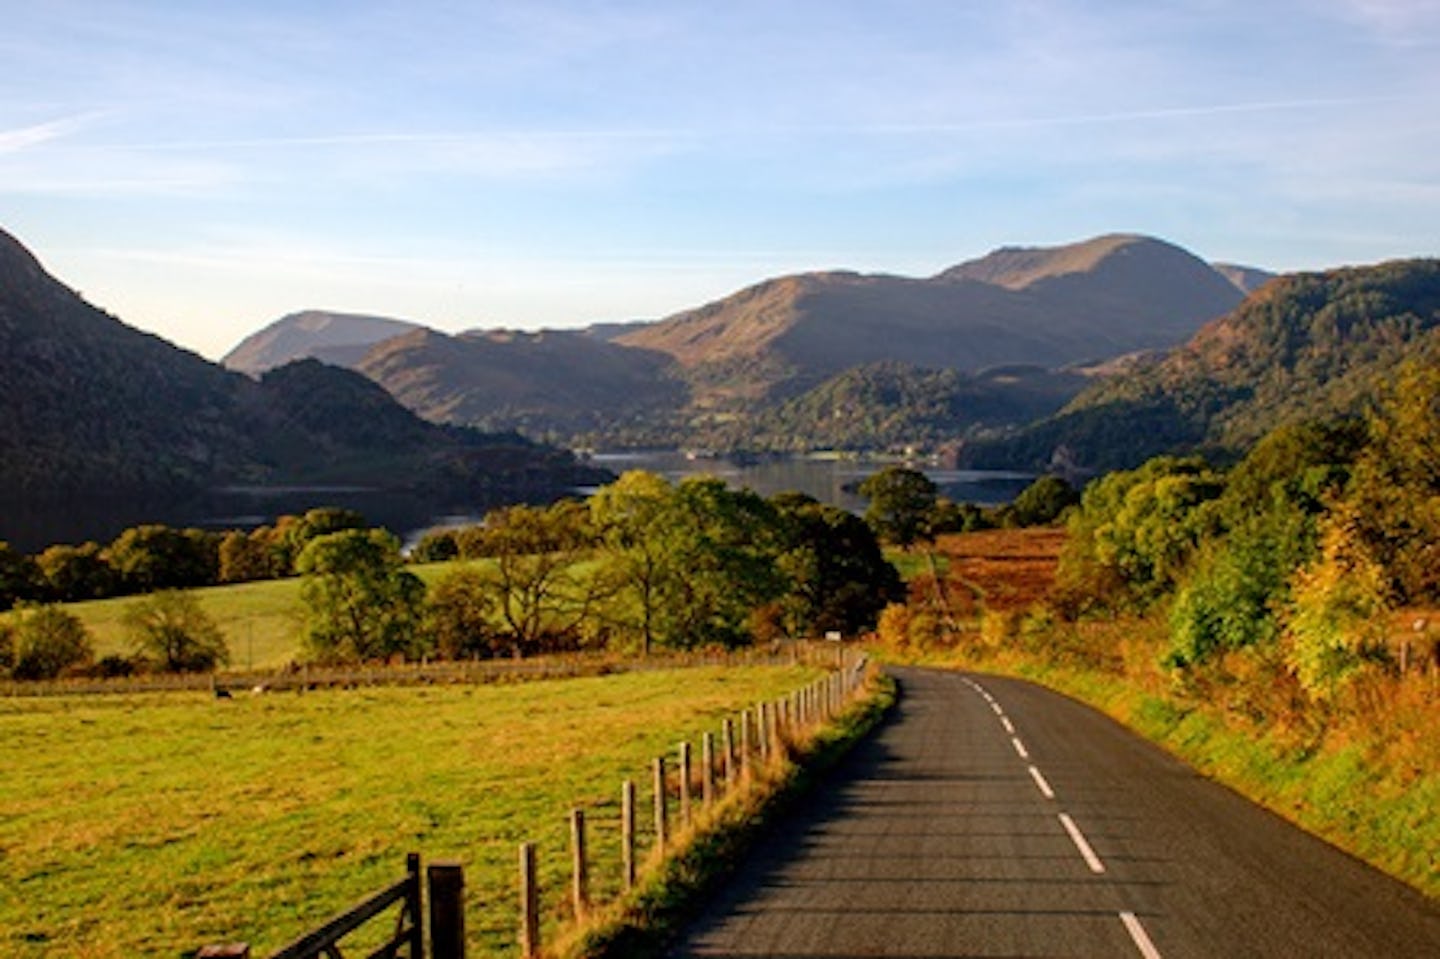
[0,664,822,958]
[555,669,896,959]
[884,633,1440,899]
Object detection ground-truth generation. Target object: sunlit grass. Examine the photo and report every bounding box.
[25,561,469,669]
[0,664,818,957]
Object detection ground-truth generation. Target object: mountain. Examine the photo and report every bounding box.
[222,310,425,376]
[0,227,604,502]
[615,234,1246,407]
[354,327,687,438]
[1211,262,1276,295]
[962,258,1440,474]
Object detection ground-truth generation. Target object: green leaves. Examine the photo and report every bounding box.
[296,529,426,663]
[858,466,938,549]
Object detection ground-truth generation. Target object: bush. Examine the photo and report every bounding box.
[9,604,94,679]
[1283,512,1392,700]
[425,565,498,659]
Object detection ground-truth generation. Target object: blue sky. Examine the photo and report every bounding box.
[2,0,1437,360]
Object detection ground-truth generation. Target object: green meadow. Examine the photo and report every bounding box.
[38,562,460,670]
[0,664,819,957]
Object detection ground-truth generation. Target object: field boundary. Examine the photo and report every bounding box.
[3,645,818,699]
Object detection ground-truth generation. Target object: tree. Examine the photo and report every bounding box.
[218,530,279,584]
[592,473,787,652]
[1056,456,1224,613]
[412,529,460,563]
[1344,362,1440,603]
[0,541,43,611]
[284,508,368,560]
[1008,475,1080,527]
[473,501,600,655]
[859,466,938,548]
[772,492,902,637]
[1283,508,1391,699]
[35,542,117,602]
[105,525,219,593]
[859,466,960,629]
[0,621,14,674]
[590,471,676,655]
[425,565,498,659]
[9,604,93,679]
[296,529,427,662]
[122,590,229,672]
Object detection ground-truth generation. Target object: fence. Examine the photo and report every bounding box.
[198,646,873,958]
[4,644,826,699]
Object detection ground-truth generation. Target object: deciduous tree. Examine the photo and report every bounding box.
[297,529,427,662]
[122,590,229,672]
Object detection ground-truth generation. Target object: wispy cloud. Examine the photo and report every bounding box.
[0,113,98,154]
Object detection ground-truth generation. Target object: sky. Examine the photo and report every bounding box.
[2,1,1438,361]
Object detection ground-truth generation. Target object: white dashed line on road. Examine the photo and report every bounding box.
[1120,911,1164,959]
[1059,813,1106,874]
[1000,716,1015,734]
[1028,765,1056,800]
[1011,737,1030,760]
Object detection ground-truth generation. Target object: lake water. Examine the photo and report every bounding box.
[586,451,1034,513]
[0,454,1033,554]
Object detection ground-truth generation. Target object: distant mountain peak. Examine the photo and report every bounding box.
[1211,262,1277,295]
[937,234,1199,289]
[222,310,427,376]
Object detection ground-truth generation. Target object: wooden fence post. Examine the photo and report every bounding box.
[679,741,692,828]
[622,779,636,891]
[519,843,539,959]
[722,718,736,792]
[428,860,466,959]
[653,756,668,851]
[739,710,752,780]
[570,808,588,918]
[756,703,768,763]
[702,731,715,807]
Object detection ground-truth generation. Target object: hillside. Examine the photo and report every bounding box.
[354,327,687,438]
[222,310,425,376]
[617,234,1246,406]
[0,227,604,501]
[962,258,1440,473]
[1212,262,1277,295]
[702,361,1089,453]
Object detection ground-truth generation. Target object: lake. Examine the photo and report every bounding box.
[0,454,1033,554]
[586,451,1034,513]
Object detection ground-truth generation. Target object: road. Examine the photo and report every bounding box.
[671,667,1440,958]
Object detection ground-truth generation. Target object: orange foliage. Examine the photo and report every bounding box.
[933,528,1066,612]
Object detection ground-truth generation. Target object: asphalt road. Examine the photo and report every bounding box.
[671,667,1440,958]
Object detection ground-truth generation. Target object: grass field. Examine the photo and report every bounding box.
[24,561,460,670]
[0,664,820,957]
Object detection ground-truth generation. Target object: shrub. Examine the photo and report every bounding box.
[425,565,499,659]
[9,604,94,679]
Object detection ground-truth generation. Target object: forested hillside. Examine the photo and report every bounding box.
[963,258,1440,472]
[0,227,604,499]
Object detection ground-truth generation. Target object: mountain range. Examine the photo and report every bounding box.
[963,257,1440,473]
[0,227,604,507]
[225,234,1265,449]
